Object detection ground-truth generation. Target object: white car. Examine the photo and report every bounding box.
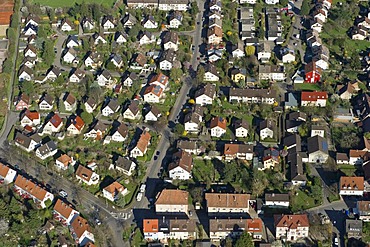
[59,190,68,198]
[136,192,143,202]
[140,184,146,193]
[334,237,338,246]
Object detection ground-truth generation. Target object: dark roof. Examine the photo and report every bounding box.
[93,120,108,132]
[162,31,178,44]
[195,84,216,98]
[106,99,120,111]
[307,135,328,154]
[63,92,76,105]
[149,105,161,117]
[265,193,289,202]
[115,123,128,137]
[41,94,54,105]
[234,119,249,130]
[177,140,198,150]
[115,156,134,171]
[159,49,176,62]
[283,134,301,152]
[289,153,307,182]
[127,100,140,115]
[259,119,276,131]
[204,63,218,75]
[288,111,307,121]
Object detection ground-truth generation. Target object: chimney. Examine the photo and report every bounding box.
[162,216,165,223]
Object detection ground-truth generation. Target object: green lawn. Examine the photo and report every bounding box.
[29,0,116,7]
[291,189,317,212]
[294,83,321,91]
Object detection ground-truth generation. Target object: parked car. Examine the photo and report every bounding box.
[136,192,143,202]
[140,184,146,193]
[59,190,68,198]
[95,218,102,226]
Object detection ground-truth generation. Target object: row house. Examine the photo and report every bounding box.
[259,65,285,81]
[239,7,256,41]
[356,200,370,222]
[205,193,250,214]
[229,88,276,104]
[224,143,254,161]
[0,162,17,184]
[209,218,263,241]
[14,175,54,208]
[265,193,290,207]
[275,214,309,241]
[155,189,189,213]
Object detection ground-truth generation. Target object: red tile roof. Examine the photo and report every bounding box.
[14,175,48,201]
[0,162,10,178]
[49,114,63,128]
[143,219,159,233]
[246,218,263,233]
[71,116,85,131]
[301,91,328,102]
[340,176,364,191]
[70,215,91,239]
[24,109,40,120]
[53,199,75,219]
[275,214,309,228]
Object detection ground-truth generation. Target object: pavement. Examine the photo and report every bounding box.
[53,28,70,71]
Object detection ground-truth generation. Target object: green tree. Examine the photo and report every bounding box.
[81,111,93,125]
[174,123,185,135]
[20,81,34,95]
[116,193,126,207]
[41,40,55,66]
[298,123,309,137]
[170,68,182,81]
[301,0,310,16]
[235,232,254,247]
[196,66,205,84]
[245,45,256,56]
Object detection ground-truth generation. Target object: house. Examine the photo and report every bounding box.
[168,11,183,29]
[53,199,79,225]
[283,134,301,153]
[55,154,74,170]
[123,100,141,120]
[14,175,54,208]
[260,148,279,171]
[102,15,115,29]
[122,72,138,87]
[0,163,17,184]
[346,219,362,240]
[109,54,123,68]
[350,150,368,165]
[130,53,147,70]
[103,181,127,202]
[35,141,58,160]
[258,65,285,81]
[224,143,253,161]
[66,35,80,48]
[311,17,324,33]
[285,120,303,133]
[159,49,175,70]
[307,135,329,163]
[312,46,329,70]
[18,65,34,82]
[205,193,250,214]
[70,216,95,246]
[83,120,108,140]
[356,201,370,222]
[67,115,85,135]
[209,0,222,11]
[25,14,40,27]
[177,140,201,155]
[240,0,256,3]
[209,218,246,241]
[20,110,40,127]
[114,31,128,44]
[60,19,74,32]
[23,24,38,36]
[311,125,326,138]
[162,31,179,51]
[149,73,169,91]
[204,63,219,81]
[351,26,368,40]
[184,105,203,133]
[63,92,77,112]
[259,119,276,140]
[22,57,36,69]
[230,68,247,83]
[43,113,63,134]
[246,218,263,240]
[111,156,136,176]
[231,42,245,58]
[288,112,307,122]
[102,98,120,117]
[208,10,222,20]
[234,119,249,138]
[75,165,99,185]
[24,45,37,58]
[337,81,360,100]
[155,189,189,213]
[63,48,77,63]
[81,17,95,31]
[81,97,96,114]
[289,152,307,186]
[130,130,151,158]
[142,15,158,29]
[301,91,328,107]
[340,176,364,196]
[97,70,114,87]
[281,48,295,63]
[14,132,41,152]
[336,153,350,165]
[44,66,61,82]
[111,123,128,142]
[138,31,156,45]
[69,68,85,83]
[92,32,107,45]
[275,214,309,241]
[143,85,164,103]
[305,61,322,83]
[143,218,197,241]
[195,84,216,106]
[284,92,299,109]
[207,26,223,45]
[265,193,289,207]
[257,43,271,63]
[313,8,327,23]
[168,150,193,180]
[145,105,162,122]
[84,52,102,69]
[210,117,227,137]
[15,93,31,111]
[122,13,137,28]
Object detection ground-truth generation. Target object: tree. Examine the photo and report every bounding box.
[81,111,93,125]
[301,0,310,16]
[298,123,309,137]
[116,193,126,207]
[196,66,205,83]
[41,40,55,66]
[20,81,34,95]
[174,123,185,135]
[235,232,253,247]
[170,68,182,81]
[245,45,256,56]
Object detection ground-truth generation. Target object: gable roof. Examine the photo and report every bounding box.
[75,165,94,182]
[156,189,189,205]
[162,31,178,44]
[340,176,364,191]
[144,84,163,97]
[103,181,125,195]
[289,152,307,182]
[63,92,76,105]
[265,193,289,202]
[210,117,227,129]
[56,154,72,167]
[70,216,91,239]
[106,98,120,111]
[115,156,134,171]
[234,119,249,130]
[307,135,328,154]
[149,73,169,87]
[23,109,40,121]
[48,114,63,128]
[135,130,151,153]
[70,115,85,131]
[274,214,309,228]
[14,175,48,201]
[205,193,250,208]
[224,143,253,155]
[168,150,193,173]
[143,219,159,233]
[0,162,12,178]
[301,91,328,102]
[53,199,75,219]
[195,84,216,98]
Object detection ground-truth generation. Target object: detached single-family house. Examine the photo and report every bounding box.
[130,130,151,158]
[102,15,115,30]
[55,154,74,170]
[44,66,61,82]
[63,48,77,64]
[0,163,17,184]
[259,119,276,140]
[257,43,271,63]
[24,45,37,58]
[111,156,136,176]
[81,17,95,31]
[123,100,141,120]
[14,133,41,152]
[145,105,161,122]
[142,15,158,29]
[69,216,95,245]
[69,68,85,83]
[92,32,107,45]
[143,85,163,103]
[111,123,128,142]
[138,31,156,45]
[18,65,34,82]
[224,143,254,161]
[20,110,40,127]
[84,98,97,114]
[109,54,124,68]
[184,105,204,133]
[102,98,120,117]
[75,165,100,185]
[162,31,179,51]
[122,13,137,28]
[103,181,127,202]
[84,51,102,69]
[159,49,176,70]
[301,91,328,107]
[168,11,183,29]
[349,150,368,165]
[195,84,216,106]
[67,115,85,135]
[275,214,309,241]
[97,70,114,87]
[114,31,128,44]
[83,120,108,140]
[122,72,138,87]
[230,68,247,83]
[43,113,63,134]
[155,189,189,213]
[177,140,201,155]
[66,35,80,48]
[149,73,169,90]
[35,141,58,160]
[168,150,193,180]
[261,148,280,170]
[60,19,74,32]
[204,63,219,82]
[307,135,329,163]
[207,26,223,45]
[15,93,31,111]
[289,152,307,186]
[210,117,227,137]
[62,92,77,112]
[339,176,364,196]
[356,201,370,222]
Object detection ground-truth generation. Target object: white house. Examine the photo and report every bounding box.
[162,31,179,51]
[43,114,63,134]
[265,0,279,4]
[111,124,128,142]
[62,92,77,112]
[60,19,74,32]
[265,193,289,207]
[123,100,141,120]
[130,131,151,158]
[159,49,175,70]
[55,154,74,170]
[24,45,37,58]
[144,105,161,122]
[111,156,136,176]
[75,165,99,186]
[169,151,193,180]
[102,16,115,30]
[84,98,97,114]
[138,31,156,45]
[194,84,216,106]
[0,163,17,184]
[339,176,364,196]
[53,199,79,225]
[20,110,40,127]
[66,36,80,48]
[204,64,219,82]
[35,141,58,160]
[142,15,158,29]
[114,31,128,44]
[259,120,275,140]
[63,48,77,63]
[102,99,120,117]
[102,181,127,202]
[210,117,227,137]
[224,143,254,161]
[234,119,249,138]
[14,133,41,152]
[275,214,309,241]
[143,85,163,103]
[70,216,95,246]
[97,70,114,87]
[66,115,85,135]
[155,189,189,213]
[205,193,250,214]
[18,66,33,82]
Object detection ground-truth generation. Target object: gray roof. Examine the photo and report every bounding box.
[289,153,307,182]
[177,140,197,150]
[259,119,276,131]
[265,193,289,202]
[106,99,120,112]
[307,135,328,154]
[283,134,301,151]
[37,141,57,156]
[195,84,216,98]
[115,156,134,171]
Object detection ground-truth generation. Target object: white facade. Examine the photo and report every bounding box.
[276,226,309,241]
[156,203,188,213]
[24,49,37,58]
[63,52,76,63]
[169,18,182,29]
[143,20,158,29]
[19,71,32,81]
[240,0,256,3]
[204,72,219,82]
[111,131,127,142]
[20,115,40,127]
[211,126,226,137]
[184,122,199,133]
[158,3,188,11]
[301,99,327,107]
[169,166,192,180]
[43,121,63,134]
[159,60,173,70]
[145,111,160,122]
[60,22,73,32]
[0,164,17,184]
[283,53,295,63]
[102,187,128,202]
[235,127,248,138]
[143,92,161,103]
[260,128,274,140]
[102,106,116,116]
[195,94,213,106]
